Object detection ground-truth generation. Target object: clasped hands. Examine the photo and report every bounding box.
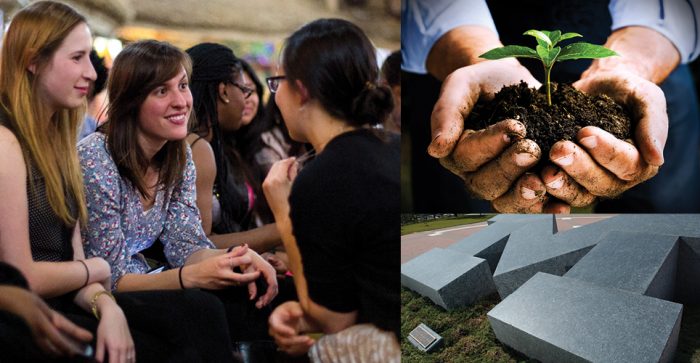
[429,59,667,212]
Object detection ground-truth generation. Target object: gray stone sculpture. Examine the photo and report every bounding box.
[401,214,700,362]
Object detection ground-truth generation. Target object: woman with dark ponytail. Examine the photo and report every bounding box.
[262,18,399,361]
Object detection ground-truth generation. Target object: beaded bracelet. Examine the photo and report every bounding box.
[77,260,90,287]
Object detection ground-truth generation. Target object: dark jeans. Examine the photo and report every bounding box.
[49,289,234,363]
[205,275,298,343]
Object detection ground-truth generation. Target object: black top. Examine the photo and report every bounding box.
[0,111,74,262]
[288,129,400,337]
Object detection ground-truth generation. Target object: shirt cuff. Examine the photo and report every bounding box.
[610,0,699,63]
[402,0,498,74]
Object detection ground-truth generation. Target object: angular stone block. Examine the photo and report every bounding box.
[401,248,495,310]
[492,214,700,299]
[565,231,679,300]
[449,215,552,272]
[676,237,700,304]
[488,273,682,363]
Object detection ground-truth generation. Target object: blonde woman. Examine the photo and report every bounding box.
[0,2,233,362]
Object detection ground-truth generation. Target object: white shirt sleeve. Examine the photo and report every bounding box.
[401,0,498,74]
[610,0,700,63]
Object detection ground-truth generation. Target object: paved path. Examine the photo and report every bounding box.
[401,215,616,264]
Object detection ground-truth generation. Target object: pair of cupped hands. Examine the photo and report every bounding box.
[429,58,668,212]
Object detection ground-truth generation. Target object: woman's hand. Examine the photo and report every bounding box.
[94,299,134,363]
[243,248,279,309]
[182,245,261,290]
[269,301,315,356]
[262,158,299,219]
[0,286,93,357]
[262,251,289,276]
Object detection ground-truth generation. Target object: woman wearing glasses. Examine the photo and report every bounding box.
[262,19,400,361]
[185,43,282,254]
[235,61,309,225]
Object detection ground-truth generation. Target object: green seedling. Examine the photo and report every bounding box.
[480,29,617,105]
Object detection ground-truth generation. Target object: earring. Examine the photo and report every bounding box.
[224,99,230,104]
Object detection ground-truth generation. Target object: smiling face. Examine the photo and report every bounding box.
[34,23,96,114]
[240,71,259,126]
[137,67,192,150]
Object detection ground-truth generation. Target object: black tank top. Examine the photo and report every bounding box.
[0,110,75,262]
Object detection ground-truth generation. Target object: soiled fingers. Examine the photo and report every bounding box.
[550,140,658,198]
[541,165,596,207]
[461,139,540,200]
[491,173,548,213]
[542,200,571,214]
[450,119,527,172]
[577,126,644,181]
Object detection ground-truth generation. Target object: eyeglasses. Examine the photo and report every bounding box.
[230,81,254,99]
[266,76,287,94]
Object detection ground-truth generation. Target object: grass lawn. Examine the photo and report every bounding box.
[401,215,494,236]
[401,287,700,362]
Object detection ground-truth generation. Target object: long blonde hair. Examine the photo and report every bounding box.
[0,1,88,225]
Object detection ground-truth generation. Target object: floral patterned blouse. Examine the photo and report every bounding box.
[78,133,214,289]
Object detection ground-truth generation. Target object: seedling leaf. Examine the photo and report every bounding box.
[557,42,618,61]
[479,45,539,60]
[559,32,583,42]
[548,30,562,45]
[524,30,552,47]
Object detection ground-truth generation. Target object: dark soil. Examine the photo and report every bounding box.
[466,82,633,164]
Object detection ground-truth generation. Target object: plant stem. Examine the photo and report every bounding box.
[545,65,552,106]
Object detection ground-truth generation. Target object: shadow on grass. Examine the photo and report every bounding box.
[402,288,700,363]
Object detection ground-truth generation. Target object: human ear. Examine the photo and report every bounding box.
[295,79,310,103]
[218,82,230,104]
[28,63,37,75]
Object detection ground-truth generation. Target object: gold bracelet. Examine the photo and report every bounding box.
[90,290,115,320]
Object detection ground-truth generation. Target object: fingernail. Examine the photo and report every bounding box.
[432,132,441,143]
[546,176,564,189]
[503,134,511,143]
[521,187,537,200]
[554,153,574,166]
[514,152,536,167]
[579,136,597,149]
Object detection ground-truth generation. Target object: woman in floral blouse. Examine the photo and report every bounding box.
[78,40,278,341]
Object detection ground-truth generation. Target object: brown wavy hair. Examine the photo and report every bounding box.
[0,1,88,225]
[104,40,193,199]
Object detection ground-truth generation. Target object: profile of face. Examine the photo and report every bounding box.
[273,74,307,143]
[217,71,246,132]
[137,67,193,145]
[34,23,96,113]
[240,71,259,127]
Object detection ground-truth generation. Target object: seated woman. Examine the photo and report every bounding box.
[263,19,400,361]
[185,43,281,252]
[0,2,234,362]
[235,61,307,193]
[78,39,278,342]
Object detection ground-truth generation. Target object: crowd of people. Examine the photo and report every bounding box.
[0,1,399,362]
